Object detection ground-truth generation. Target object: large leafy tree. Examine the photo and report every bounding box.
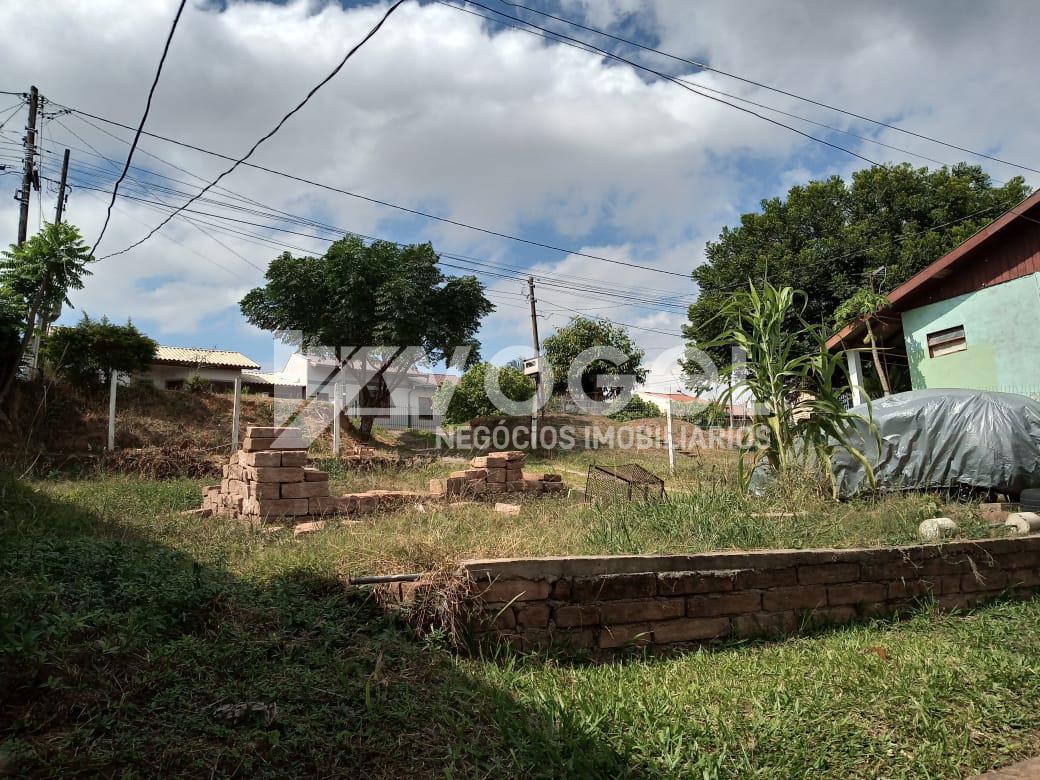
[0,222,94,408]
[543,316,647,399]
[684,163,1030,367]
[436,362,535,425]
[42,314,157,389]
[240,237,493,438]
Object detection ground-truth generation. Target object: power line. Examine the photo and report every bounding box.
[48,101,693,278]
[0,101,24,133]
[90,0,188,255]
[443,3,1008,181]
[490,0,1040,176]
[48,104,1035,317]
[100,0,407,261]
[50,112,700,303]
[439,0,881,167]
[536,294,684,337]
[698,192,1040,295]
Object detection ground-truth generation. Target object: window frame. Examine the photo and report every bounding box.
[926,325,967,358]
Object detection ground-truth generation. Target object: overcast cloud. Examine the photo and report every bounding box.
[0,0,1035,384]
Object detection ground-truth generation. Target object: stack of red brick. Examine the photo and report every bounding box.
[202,426,335,524]
[429,451,565,499]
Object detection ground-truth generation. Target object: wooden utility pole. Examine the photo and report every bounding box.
[527,276,541,447]
[16,86,39,246]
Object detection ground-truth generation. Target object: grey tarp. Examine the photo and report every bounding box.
[832,389,1040,499]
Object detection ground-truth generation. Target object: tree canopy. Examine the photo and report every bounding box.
[42,314,157,388]
[240,237,493,437]
[436,362,535,425]
[543,316,647,399]
[683,163,1030,364]
[0,222,94,406]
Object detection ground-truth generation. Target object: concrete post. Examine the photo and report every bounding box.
[231,376,241,451]
[107,371,118,451]
[332,382,342,456]
[848,349,867,407]
[665,395,676,473]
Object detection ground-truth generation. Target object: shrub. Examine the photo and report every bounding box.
[607,394,663,422]
[436,362,534,424]
[183,373,211,394]
[42,314,157,389]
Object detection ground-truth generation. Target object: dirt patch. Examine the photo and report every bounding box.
[3,378,276,452]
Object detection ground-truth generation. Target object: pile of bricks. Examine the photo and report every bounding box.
[202,426,335,524]
[341,444,393,467]
[200,437,568,529]
[428,451,565,499]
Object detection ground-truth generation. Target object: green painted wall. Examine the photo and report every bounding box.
[901,273,1040,397]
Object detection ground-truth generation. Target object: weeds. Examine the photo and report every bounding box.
[1,452,1035,777]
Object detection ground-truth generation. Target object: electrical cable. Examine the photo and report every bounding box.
[91,0,189,255]
[49,99,692,277]
[490,0,1040,175]
[100,0,407,260]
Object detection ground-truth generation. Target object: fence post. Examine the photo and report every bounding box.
[666,396,675,473]
[107,370,118,451]
[332,382,342,456]
[231,375,242,451]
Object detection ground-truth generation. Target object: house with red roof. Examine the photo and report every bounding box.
[827,189,1040,405]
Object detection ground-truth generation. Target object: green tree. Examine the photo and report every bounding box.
[834,287,893,396]
[436,362,535,424]
[42,314,157,388]
[240,237,493,438]
[0,222,94,406]
[543,316,647,400]
[684,164,1029,366]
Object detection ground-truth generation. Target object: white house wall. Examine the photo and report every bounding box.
[139,364,246,389]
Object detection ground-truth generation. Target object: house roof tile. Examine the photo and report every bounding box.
[153,346,260,370]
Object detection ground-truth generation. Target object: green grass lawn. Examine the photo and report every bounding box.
[2,464,1038,777]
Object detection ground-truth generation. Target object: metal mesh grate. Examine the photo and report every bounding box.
[584,463,665,504]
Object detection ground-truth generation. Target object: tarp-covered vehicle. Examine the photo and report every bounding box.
[832,389,1040,499]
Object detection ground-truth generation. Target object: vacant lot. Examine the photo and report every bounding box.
[3,439,1037,777]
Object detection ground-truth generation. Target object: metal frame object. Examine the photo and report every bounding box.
[584,463,665,504]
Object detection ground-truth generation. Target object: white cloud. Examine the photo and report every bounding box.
[0,0,1035,367]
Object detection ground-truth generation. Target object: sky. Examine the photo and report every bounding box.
[0,0,1037,392]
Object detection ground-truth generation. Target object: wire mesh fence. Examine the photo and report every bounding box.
[584,463,665,504]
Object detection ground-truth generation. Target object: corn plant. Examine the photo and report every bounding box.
[705,282,877,498]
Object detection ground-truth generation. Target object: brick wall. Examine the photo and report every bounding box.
[440,535,1040,652]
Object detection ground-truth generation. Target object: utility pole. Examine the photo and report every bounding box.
[54,148,70,223]
[28,148,71,374]
[16,86,39,246]
[527,276,541,448]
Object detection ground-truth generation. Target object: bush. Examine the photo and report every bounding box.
[436,362,534,425]
[42,314,157,389]
[182,373,211,394]
[607,394,663,422]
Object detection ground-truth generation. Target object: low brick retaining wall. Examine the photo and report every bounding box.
[422,535,1040,652]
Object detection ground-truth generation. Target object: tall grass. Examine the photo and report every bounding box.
[4,468,1039,777]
